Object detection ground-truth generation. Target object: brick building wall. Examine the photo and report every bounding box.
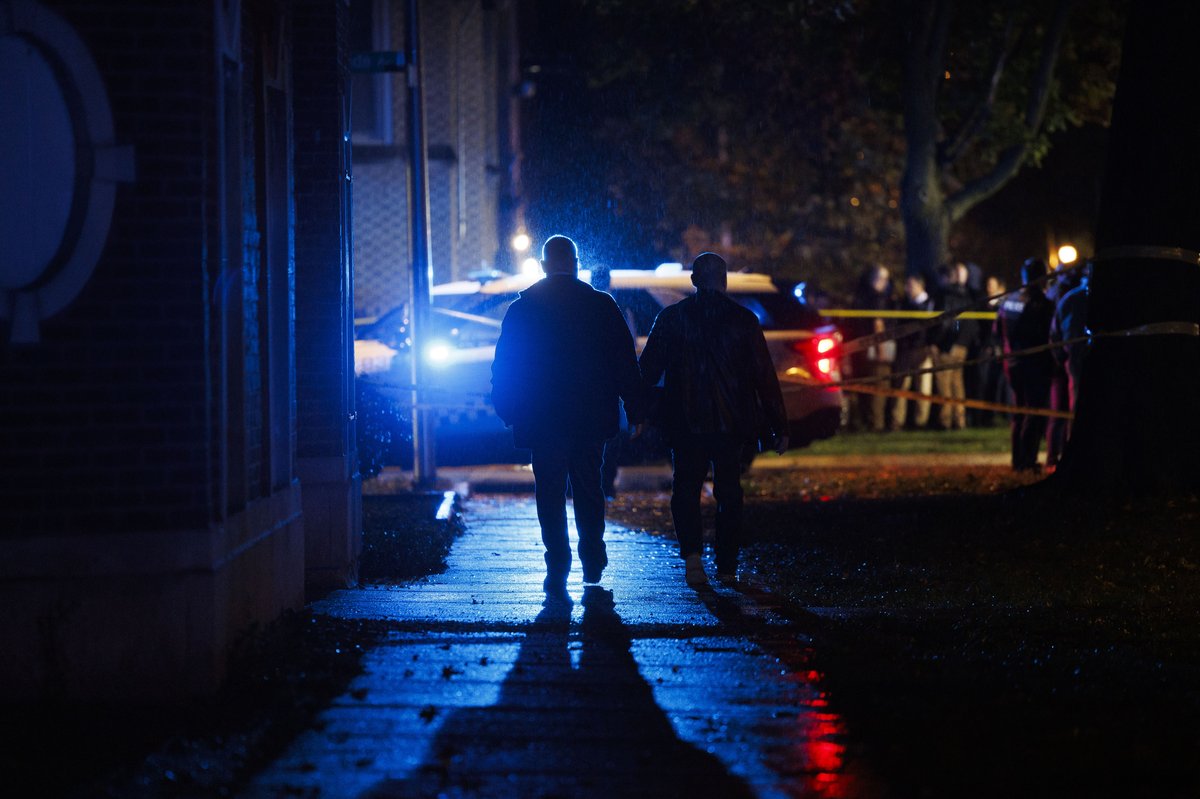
[351,0,509,318]
[293,0,361,589]
[0,0,353,701]
[0,1,213,536]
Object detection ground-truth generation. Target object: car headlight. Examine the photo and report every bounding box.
[425,341,453,366]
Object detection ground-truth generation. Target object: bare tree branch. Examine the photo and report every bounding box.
[906,0,953,93]
[928,0,953,88]
[946,0,1072,223]
[938,12,1018,167]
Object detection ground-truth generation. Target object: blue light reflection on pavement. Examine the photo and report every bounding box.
[246,498,859,798]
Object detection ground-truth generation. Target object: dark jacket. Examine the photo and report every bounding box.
[1050,282,1089,377]
[996,288,1055,378]
[934,283,978,352]
[491,274,643,448]
[894,291,936,371]
[638,289,787,444]
[849,283,895,368]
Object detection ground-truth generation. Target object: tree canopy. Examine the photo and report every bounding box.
[521,0,1123,295]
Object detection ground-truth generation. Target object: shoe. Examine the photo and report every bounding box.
[542,578,572,610]
[684,554,706,586]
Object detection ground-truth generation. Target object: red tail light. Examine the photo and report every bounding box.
[813,335,838,377]
[791,333,839,380]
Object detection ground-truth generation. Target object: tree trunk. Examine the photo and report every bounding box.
[1055,0,1200,492]
[901,159,951,284]
[900,0,952,283]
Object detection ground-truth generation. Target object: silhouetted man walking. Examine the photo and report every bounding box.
[491,236,644,590]
[639,252,788,586]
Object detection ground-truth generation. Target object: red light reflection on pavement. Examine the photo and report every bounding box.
[785,707,850,798]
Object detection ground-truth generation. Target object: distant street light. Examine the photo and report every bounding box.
[520,256,543,276]
[511,231,532,253]
[1057,244,1079,266]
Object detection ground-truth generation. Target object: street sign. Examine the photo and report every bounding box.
[350,51,406,73]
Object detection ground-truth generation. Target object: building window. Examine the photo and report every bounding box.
[350,0,393,145]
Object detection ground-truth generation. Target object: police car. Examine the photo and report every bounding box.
[355,265,842,465]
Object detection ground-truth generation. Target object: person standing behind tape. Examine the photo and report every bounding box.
[931,262,977,430]
[848,265,896,433]
[996,257,1055,472]
[638,252,788,587]
[491,235,645,592]
[1050,262,1091,424]
[890,274,936,430]
[1044,268,1081,470]
[978,275,1011,426]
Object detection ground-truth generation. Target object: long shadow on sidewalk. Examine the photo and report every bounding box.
[363,585,756,799]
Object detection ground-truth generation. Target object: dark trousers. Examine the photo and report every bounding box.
[531,438,607,576]
[1008,365,1051,470]
[1046,368,1070,466]
[670,433,744,572]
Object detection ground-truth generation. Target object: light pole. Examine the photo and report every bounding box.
[406,0,436,487]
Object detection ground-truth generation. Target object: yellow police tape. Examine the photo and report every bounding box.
[821,309,997,320]
[781,376,1073,420]
[784,318,1196,420]
[832,262,1089,357]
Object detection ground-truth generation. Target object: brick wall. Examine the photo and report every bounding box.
[294,0,353,462]
[293,0,361,590]
[0,1,215,536]
[350,0,507,317]
[0,0,322,701]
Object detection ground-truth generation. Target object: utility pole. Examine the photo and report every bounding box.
[405,0,436,486]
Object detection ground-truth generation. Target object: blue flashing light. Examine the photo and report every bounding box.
[793,282,807,302]
[426,341,453,366]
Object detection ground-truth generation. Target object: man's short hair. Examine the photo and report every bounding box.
[1021,257,1048,286]
[691,252,727,286]
[542,235,578,273]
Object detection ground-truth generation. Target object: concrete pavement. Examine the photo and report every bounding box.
[245,496,869,798]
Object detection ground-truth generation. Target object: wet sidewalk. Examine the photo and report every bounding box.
[246,497,860,798]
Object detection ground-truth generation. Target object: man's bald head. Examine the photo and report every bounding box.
[691,252,728,291]
[541,235,579,275]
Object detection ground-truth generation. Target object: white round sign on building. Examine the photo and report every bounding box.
[0,0,134,343]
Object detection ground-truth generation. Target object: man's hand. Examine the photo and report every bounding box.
[630,422,648,441]
[774,434,789,455]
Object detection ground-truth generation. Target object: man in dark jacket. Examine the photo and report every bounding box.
[848,264,895,432]
[932,261,978,429]
[996,257,1055,471]
[639,252,788,586]
[491,236,644,590]
[890,273,936,430]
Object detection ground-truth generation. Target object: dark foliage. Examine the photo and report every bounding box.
[359,493,465,581]
[355,376,412,478]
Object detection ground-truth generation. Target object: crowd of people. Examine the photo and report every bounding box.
[844,258,1090,472]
